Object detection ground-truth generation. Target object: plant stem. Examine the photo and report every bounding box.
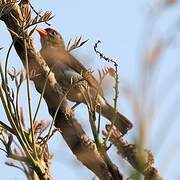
[23,37,36,157]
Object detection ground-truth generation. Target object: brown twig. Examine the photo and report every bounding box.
[103,126,163,180]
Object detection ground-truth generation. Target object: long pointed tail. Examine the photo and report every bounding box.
[101,103,133,135]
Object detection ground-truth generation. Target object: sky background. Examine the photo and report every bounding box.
[0,0,180,179]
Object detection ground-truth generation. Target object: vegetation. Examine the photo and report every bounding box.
[0,0,179,179]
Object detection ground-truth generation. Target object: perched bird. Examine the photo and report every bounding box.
[36,28,133,135]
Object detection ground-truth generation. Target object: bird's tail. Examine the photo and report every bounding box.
[101,102,133,135]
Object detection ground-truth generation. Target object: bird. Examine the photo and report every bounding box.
[36,27,133,135]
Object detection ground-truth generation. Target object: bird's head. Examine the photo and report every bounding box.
[36,28,65,49]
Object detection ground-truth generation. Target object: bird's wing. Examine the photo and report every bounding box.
[40,47,104,96]
[65,52,104,96]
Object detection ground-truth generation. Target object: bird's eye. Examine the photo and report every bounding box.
[50,31,57,36]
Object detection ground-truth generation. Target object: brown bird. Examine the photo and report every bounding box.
[36,28,133,135]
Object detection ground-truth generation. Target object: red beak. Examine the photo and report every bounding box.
[36,28,48,36]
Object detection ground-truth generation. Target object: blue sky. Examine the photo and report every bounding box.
[0,0,180,179]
